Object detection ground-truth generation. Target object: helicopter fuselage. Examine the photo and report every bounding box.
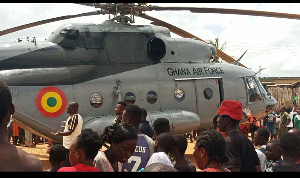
[0,20,276,143]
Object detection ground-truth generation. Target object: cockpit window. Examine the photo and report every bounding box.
[254,77,268,96]
[60,27,79,39]
[245,77,262,102]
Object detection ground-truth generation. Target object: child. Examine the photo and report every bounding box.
[170,134,197,172]
[253,128,270,172]
[153,118,170,140]
[145,132,174,168]
[193,129,230,172]
[46,144,67,172]
[265,139,282,171]
[58,129,103,172]
[271,133,300,172]
[144,163,178,172]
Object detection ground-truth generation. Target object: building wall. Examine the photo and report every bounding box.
[266,85,300,108]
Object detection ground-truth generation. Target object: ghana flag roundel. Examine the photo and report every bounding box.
[36,87,67,118]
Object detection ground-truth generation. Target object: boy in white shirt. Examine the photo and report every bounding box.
[146,132,174,168]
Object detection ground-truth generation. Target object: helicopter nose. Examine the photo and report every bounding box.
[265,96,277,113]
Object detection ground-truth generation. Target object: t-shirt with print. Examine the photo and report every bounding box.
[121,134,154,172]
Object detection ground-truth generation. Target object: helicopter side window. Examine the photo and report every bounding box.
[245,77,262,102]
[147,91,158,104]
[203,87,213,100]
[90,94,103,108]
[254,77,269,98]
[174,89,185,102]
[124,92,136,104]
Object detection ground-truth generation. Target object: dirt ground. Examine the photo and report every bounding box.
[15,139,200,172]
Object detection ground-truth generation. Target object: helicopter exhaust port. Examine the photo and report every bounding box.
[147,37,166,61]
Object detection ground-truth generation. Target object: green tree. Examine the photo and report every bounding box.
[206,37,226,62]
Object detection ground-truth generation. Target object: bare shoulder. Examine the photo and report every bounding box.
[17,147,43,171]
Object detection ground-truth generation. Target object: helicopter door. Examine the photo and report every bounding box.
[195,78,222,128]
[174,80,197,114]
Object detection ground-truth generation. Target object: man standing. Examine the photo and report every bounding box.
[51,101,83,167]
[278,106,290,139]
[217,100,261,172]
[294,109,300,130]
[121,104,154,172]
[114,101,127,123]
[139,108,154,139]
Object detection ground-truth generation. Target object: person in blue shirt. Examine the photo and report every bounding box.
[139,108,154,139]
[265,111,277,140]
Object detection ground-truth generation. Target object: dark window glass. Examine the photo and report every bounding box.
[147,91,158,104]
[124,92,136,104]
[203,87,213,100]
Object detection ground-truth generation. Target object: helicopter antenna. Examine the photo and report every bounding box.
[233,49,248,65]
[254,67,266,76]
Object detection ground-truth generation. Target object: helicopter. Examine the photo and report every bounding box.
[1,3,294,143]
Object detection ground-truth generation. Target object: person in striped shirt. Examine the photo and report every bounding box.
[51,101,83,167]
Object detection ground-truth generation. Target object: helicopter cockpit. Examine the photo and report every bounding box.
[244,76,276,113]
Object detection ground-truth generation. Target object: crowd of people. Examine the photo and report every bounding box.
[1,79,300,172]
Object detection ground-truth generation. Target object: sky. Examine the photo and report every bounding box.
[1,3,300,78]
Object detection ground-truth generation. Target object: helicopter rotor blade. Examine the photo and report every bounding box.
[151,6,300,20]
[0,10,104,37]
[140,13,246,68]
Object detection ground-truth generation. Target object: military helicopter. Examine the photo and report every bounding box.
[2,3,294,143]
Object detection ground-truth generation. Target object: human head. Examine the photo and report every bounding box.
[193,129,228,170]
[170,134,188,158]
[155,132,174,153]
[266,139,281,161]
[279,132,300,158]
[217,100,242,132]
[253,128,270,146]
[217,100,243,120]
[115,101,127,115]
[49,144,67,165]
[69,129,103,166]
[153,118,170,138]
[285,107,291,113]
[67,102,79,115]
[297,108,300,115]
[288,128,300,137]
[102,122,138,163]
[279,106,285,113]
[0,80,15,125]
[212,115,219,130]
[144,163,178,172]
[141,108,147,121]
[122,104,142,126]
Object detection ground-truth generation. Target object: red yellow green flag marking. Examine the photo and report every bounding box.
[36,87,67,118]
